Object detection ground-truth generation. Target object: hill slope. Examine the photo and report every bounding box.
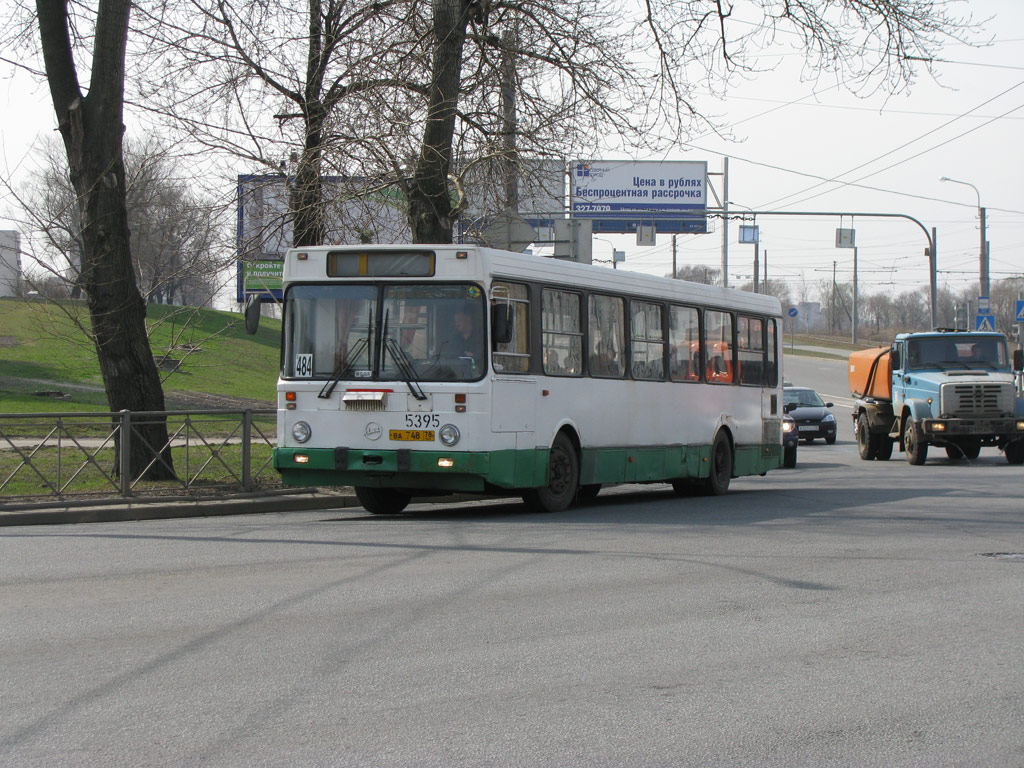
[0,298,281,412]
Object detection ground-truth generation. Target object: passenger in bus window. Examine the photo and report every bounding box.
[545,348,561,373]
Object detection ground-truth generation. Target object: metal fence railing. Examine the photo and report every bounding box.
[0,409,279,506]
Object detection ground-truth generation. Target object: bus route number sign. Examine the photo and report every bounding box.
[295,354,313,378]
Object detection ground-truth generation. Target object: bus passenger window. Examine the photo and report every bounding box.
[542,288,582,376]
[737,316,764,385]
[705,310,734,384]
[491,281,530,373]
[669,305,701,382]
[766,319,778,386]
[588,294,625,378]
[631,301,665,380]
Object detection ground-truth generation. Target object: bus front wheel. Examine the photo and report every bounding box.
[522,432,579,513]
[354,487,411,515]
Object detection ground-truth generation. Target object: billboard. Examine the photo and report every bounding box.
[236,174,410,302]
[570,160,708,234]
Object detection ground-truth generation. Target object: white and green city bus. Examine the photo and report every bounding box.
[271,244,785,513]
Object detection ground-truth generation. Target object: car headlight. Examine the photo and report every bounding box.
[822,413,835,423]
[438,424,460,446]
[783,420,795,433]
[291,421,312,443]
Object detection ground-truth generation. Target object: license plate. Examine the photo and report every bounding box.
[389,430,435,441]
[798,426,816,432]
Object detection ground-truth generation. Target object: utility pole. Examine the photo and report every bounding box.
[672,234,677,279]
[721,158,729,288]
[753,239,759,293]
[852,246,858,344]
[832,261,837,335]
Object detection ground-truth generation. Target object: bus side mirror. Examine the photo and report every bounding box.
[244,294,261,335]
[1013,348,1023,372]
[491,304,513,345]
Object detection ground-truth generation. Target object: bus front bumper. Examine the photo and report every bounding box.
[273,446,545,492]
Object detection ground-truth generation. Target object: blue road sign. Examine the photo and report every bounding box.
[1016,300,1024,323]
[976,314,996,332]
[788,307,798,317]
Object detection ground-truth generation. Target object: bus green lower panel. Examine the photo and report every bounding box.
[275,442,782,493]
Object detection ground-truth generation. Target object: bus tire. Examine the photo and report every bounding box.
[904,421,928,465]
[703,431,733,496]
[354,487,411,515]
[522,432,579,513]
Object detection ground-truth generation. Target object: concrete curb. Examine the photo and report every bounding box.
[0,491,359,527]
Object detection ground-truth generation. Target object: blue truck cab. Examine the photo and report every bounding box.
[855,329,1024,465]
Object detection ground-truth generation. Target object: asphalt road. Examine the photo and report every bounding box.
[2,354,1023,767]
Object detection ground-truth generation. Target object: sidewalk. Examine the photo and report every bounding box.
[0,488,360,527]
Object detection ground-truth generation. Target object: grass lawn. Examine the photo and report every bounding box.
[0,298,281,407]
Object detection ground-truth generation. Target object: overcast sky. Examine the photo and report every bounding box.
[2,0,1022,306]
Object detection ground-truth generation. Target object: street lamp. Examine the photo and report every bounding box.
[940,176,989,299]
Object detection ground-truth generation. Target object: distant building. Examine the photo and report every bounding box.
[0,231,22,298]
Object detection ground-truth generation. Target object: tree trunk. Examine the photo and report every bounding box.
[37,0,175,481]
[290,101,326,248]
[408,0,474,244]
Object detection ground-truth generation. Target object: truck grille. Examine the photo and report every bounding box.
[940,382,1013,417]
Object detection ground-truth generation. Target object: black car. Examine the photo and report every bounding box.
[782,412,798,468]
[783,386,837,444]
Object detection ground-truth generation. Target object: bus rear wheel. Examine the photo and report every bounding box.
[522,432,579,513]
[702,431,733,496]
[354,487,411,515]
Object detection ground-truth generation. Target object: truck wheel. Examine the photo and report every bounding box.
[875,437,894,461]
[354,487,411,515]
[903,421,928,465]
[857,413,877,460]
[521,432,579,512]
[961,439,981,460]
[1005,440,1024,465]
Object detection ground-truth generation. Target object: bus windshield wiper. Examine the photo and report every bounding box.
[381,311,427,400]
[318,337,368,399]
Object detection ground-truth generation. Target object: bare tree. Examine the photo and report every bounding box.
[135,0,974,250]
[16,136,223,308]
[32,0,174,479]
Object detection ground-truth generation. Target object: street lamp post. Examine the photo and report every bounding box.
[940,176,989,299]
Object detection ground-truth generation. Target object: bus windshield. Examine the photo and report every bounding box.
[906,336,1009,371]
[283,283,486,383]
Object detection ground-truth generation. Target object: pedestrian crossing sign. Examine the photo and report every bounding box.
[976,314,996,332]
[1016,300,1024,323]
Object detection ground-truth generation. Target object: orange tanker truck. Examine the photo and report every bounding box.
[849,329,1024,465]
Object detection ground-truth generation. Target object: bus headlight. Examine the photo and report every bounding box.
[292,421,312,443]
[438,424,460,446]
